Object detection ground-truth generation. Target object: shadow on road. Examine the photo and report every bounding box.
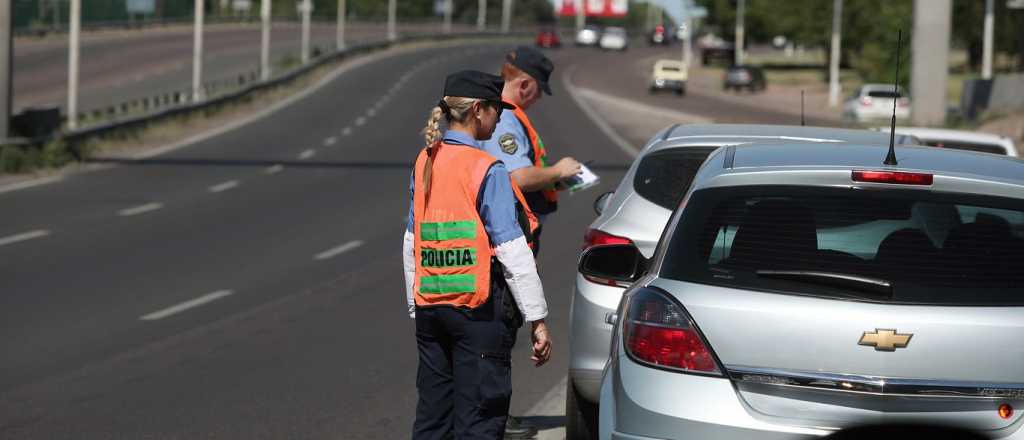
[516,415,565,432]
[84,157,631,172]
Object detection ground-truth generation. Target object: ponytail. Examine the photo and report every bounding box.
[420,105,444,196]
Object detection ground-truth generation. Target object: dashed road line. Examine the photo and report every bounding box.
[118,202,163,217]
[324,136,337,146]
[209,180,239,193]
[341,127,353,136]
[139,290,234,321]
[0,229,50,247]
[313,240,364,261]
[265,164,284,174]
[299,149,316,160]
[355,117,367,126]
[367,108,377,117]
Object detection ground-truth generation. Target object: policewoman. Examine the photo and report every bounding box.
[402,70,553,440]
[480,46,582,252]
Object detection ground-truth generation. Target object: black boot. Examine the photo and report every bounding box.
[504,416,539,439]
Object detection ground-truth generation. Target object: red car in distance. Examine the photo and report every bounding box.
[536,28,561,48]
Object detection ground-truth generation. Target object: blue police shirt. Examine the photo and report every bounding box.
[406,130,525,246]
[479,108,533,172]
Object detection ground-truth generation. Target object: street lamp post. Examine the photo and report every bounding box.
[300,0,311,64]
[388,0,397,41]
[477,0,486,31]
[735,0,745,65]
[444,0,453,34]
[337,0,346,50]
[982,0,994,79]
[67,0,81,129]
[0,0,11,139]
[261,0,270,80]
[193,0,205,102]
[501,0,512,34]
[828,0,843,107]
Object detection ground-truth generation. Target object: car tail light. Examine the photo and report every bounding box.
[897,97,909,107]
[860,96,874,107]
[582,228,633,251]
[852,170,933,185]
[623,288,722,375]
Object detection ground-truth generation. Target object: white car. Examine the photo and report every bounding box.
[599,27,628,51]
[575,25,601,46]
[879,126,1019,157]
[843,84,910,123]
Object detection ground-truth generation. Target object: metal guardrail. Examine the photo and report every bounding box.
[52,31,525,152]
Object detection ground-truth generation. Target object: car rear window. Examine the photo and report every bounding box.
[633,147,716,210]
[660,66,681,72]
[924,140,1007,156]
[867,90,903,98]
[661,186,1024,305]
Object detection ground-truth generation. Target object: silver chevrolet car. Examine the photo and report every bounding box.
[591,142,1024,439]
[566,124,920,439]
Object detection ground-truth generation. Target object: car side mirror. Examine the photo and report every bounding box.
[594,191,614,215]
[579,245,645,287]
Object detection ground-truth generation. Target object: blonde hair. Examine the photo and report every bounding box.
[420,96,483,195]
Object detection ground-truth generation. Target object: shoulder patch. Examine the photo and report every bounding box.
[498,133,518,155]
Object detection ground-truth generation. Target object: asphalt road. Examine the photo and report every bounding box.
[0,40,832,439]
[13,21,472,115]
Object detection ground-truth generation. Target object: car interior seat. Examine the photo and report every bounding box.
[725,199,818,270]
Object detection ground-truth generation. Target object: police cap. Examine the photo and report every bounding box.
[507,46,553,96]
[443,70,515,110]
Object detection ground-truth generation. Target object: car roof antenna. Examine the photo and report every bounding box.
[884,29,903,166]
[800,90,806,126]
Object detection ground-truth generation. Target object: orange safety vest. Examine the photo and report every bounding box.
[511,106,559,215]
[412,142,539,309]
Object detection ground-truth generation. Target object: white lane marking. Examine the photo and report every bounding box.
[209,180,239,193]
[313,240,364,261]
[561,64,640,158]
[527,376,568,440]
[0,176,63,195]
[324,136,337,146]
[139,290,234,321]
[299,149,316,160]
[367,108,377,117]
[118,202,163,217]
[265,164,284,174]
[0,229,50,247]
[341,127,353,136]
[355,116,366,126]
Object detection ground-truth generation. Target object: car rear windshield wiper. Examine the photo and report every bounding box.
[755,270,893,299]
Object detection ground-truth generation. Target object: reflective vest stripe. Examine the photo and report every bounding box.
[420,221,478,241]
[421,247,477,268]
[419,274,477,294]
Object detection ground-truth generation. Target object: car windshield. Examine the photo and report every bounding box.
[661,185,1024,305]
[632,147,717,210]
[867,90,903,98]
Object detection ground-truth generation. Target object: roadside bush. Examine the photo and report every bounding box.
[0,146,25,173]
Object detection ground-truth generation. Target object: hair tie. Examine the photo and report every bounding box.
[437,99,451,117]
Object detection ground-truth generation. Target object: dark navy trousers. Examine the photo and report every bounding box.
[412,283,517,440]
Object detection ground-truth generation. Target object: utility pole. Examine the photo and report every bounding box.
[193,0,205,102]
[67,0,80,129]
[828,0,843,107]
[443,0,452,34]
[575,0,585,34]
[911,0,952,126]
[300,0,311,64]
[337,0,346,50]
[501,0,512,34]
[261,0,270,80]
[982,0,994,79]
[734,0,745,65]
[682,18,692,68]
[0,0,10,139]
[388,0,397,41]
[477,0,486,31]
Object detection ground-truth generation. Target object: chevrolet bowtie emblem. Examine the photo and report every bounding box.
[858,329,913,351]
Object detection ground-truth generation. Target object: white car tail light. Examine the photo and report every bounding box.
[623,287,723,375]
[860,96,874,107]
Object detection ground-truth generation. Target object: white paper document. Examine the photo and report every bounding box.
[562,163,600,194]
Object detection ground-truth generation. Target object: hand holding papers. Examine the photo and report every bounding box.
[561,163,600,194]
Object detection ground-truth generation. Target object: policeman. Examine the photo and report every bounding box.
[479,46,579,439]
[480,46,582,253]
[402,70,553,440]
